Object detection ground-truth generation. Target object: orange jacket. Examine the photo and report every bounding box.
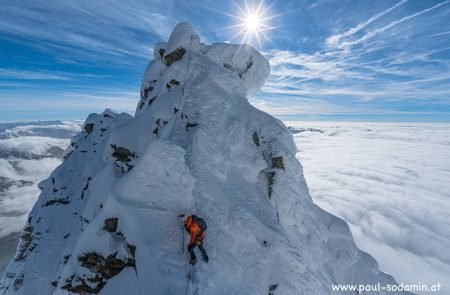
[185,216,205,246]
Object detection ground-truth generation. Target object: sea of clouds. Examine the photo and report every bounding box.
[0,121,82,275]
[288,121,450,294]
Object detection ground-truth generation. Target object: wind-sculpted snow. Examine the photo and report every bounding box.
[1,23,413,294]
[290,121,450,295]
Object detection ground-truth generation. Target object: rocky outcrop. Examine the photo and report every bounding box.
[163,47,186,66]
[110,145,137,173]
[62,252,136,294]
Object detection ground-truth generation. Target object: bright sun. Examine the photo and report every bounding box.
[245,14,261,32]
[225,1,277,47]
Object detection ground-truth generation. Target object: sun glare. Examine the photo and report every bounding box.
[225,1,277,48]
[246,14,261,32]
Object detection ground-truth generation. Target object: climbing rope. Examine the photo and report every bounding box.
[184,264,192,295]
[169,34,194,139]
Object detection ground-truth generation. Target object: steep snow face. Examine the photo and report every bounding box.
[1,23,412,295]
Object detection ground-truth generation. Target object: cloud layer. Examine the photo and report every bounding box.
[0,121,81,238]
[290,121,450,294]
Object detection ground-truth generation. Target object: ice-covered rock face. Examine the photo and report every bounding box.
[1,23,413,295]
[137,22,269,117]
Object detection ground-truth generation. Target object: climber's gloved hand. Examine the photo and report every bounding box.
[187,244,195,252]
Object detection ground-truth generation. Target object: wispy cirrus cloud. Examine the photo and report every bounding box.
[264,48,450,103]
[0,69,71,80]
[334,0,450,51]
[259,0,450,117]
[0,1,176,63]
[325,0,409,48]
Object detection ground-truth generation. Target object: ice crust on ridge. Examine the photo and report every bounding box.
[0,23,413,295]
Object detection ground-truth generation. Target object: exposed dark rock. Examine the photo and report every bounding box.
[78,252,136,279]
[252,131,260,147]
[164,47,186,66]
[80,178,91,200]
[111,145,135,163]
[84,123,94,134]
[111,145,137,174]
[223,56,254,78]
[138,100,145,110]
[63,233,70,239]
[269,284,278,291]
[169,79,180,85]
[242,57,254,77]
[266,171,276,199]
[62,251,136,294]
[148,96,157,106]
[142,86,153,100]
[272,156,284,170]
[103,113,113,118]
[127,244,136,259]
[51,281,57,287]
[103,218,118,233]
[13,273,24,291]
[166,79,180,90]
[42,197,70,207]
[62,277,103,294]
[83,177,92,191]
[186,122,198,131]
[158,48,165,59]
[269,284,278,295]
[64,255,71,264]
[28,243,37,252]
[15,224,33,261]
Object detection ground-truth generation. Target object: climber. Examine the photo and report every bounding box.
[184,215,209,265]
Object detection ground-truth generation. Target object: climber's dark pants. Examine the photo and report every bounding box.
[190,243,207,261]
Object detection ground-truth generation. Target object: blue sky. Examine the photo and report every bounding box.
[1,0,449,122]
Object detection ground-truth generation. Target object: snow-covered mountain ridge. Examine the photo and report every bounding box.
[0,23,412,294]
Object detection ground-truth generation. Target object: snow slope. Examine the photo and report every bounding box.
[1,23,413,295]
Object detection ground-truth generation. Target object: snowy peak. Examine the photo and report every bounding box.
[163,22,199,61]
[1,23,413,295]
[137,22,269,116]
